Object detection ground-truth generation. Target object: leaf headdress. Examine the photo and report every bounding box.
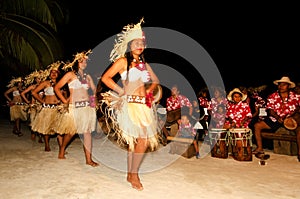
[7,77,23,88]
[110,17,145,63]
[62,49,92,71]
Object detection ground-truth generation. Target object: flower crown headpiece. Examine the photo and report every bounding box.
[62,49,92,71]
[24,70,45,86]
[7,77,22,88]
[110,17,145,62]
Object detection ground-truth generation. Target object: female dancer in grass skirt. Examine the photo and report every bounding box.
[100,18,160,191]
[21,70,45,142]
[54,50,99,167]
[31,62,64,151]
[4,77,28,136]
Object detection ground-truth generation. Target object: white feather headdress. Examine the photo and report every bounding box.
[110,17,145,62]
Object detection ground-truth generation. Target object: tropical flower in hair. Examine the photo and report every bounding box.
[110,17,145,62]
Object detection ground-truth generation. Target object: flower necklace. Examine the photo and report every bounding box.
[133,57,146,71]
[49,79,55,87]
[76,71,87,84]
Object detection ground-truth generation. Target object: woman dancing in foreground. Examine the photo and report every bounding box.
[101,18,160,190]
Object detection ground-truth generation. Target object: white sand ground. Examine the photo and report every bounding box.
[1,118,300,199]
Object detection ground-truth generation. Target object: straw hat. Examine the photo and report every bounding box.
[273,76,295,88]
[284,117,297,130]
[227,88,247,102]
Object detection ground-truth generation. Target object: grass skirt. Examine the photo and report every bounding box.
[28,104,42,126]
[99,92,160,151]
[54,105,96,135]
[31,107,58,135]
[10,105,28,121]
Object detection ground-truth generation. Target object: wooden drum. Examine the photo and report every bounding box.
[209,128,229,159]
[229,128,253,161]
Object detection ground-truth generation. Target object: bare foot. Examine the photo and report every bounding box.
[58,150,66,159]
[31,134,36,141]
[86,161,99,167]
[131,180,143,191]
[45,147,51,152]
[130,175,143,191]
[58,155,66,159]
[252,148,264,154]
[38,136,43,143]
[127,173,132,183]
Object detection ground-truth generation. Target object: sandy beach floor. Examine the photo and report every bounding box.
[1,118,300,199]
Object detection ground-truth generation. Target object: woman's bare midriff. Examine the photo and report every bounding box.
[123,80,146,96]
[69,88,89,103]
[44,95,60,104]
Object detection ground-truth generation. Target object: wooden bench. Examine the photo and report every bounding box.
[261,131,297,142]
[167,136,194,144]
[260,127,297,155]
[167,136,196,158]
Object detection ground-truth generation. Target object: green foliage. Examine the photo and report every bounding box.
[0,0,68,71]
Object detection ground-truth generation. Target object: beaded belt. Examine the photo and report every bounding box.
[74,100,90,108]
[127,95,146,104]
[15,102,27,105]
[42,103,58,109]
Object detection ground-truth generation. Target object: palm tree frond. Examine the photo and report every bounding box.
[2,0,57,31]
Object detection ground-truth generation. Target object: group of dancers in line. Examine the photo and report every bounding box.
[4,49,99,167]
[4,17,162,191]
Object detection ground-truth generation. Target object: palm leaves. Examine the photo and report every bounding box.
[0,0,67,73]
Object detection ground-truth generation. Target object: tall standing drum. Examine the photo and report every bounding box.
[229,128,252,161]
[209,129,229,159]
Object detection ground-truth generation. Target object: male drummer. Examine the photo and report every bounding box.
[224,87,252,129]
[252,76,300,162]
[165,85,193,137]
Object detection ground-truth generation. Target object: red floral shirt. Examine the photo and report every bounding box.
[198,96,211,108]
[209,97,227,115]
[178,122,196,137]
[252,92,266,108]
[213,112,226,128]
[266,91,300,122]
[166,95,192,111]
[225,101,252,128]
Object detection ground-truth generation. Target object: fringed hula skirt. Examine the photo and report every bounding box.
[54,103,96,135]
[31,104,58,135]
[100,92,160,151]
[28,103,42,127]
[10,103,28,121]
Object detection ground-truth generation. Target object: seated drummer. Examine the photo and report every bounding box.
[224,88,252,129]
[252,76,300,162]
[165,85,193,136]
[177,114,200,159]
